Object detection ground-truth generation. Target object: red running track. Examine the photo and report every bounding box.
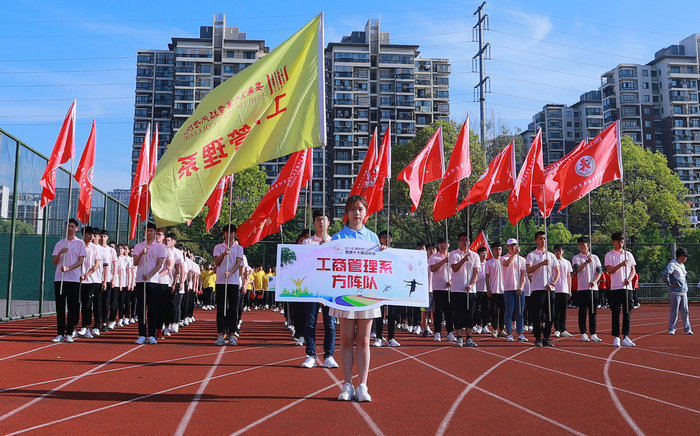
[0,304,698,435]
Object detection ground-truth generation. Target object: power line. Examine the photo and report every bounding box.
[488,73,583,92]
[489,58,600,80]
[491,43,612,68]
[0,68,134,74]
[0,82,132,88]
[0,56,133,62]
[0,96,132,102]
[490,91,558,104]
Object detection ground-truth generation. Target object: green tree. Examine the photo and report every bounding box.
[0,218,35,235]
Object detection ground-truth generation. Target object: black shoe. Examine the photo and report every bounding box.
[101,325,108,333]
[534,339,543,347]
[543,339,554,347]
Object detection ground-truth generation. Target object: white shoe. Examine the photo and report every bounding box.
[65,335,74,343]
[135,336,146,344]
[687,330,694,335]
[506,334,514,342]
[370,332,377,339]
[553,331,561,338]
[295,337,305,346]
[581,333,590,342]
[108,321,116,329]
[387,338,401,347]
[455,337,464,347]
[446,332,457,342]
[561,331,573,338]
[355,383,372,402]
[668,330,676,335]
[147,336,157,344]
[518,334,528,342]
[164,328,171,337]
[52,335,64,342]
[621,336,636,347]
[191,316,195,322]
[338,383,355,401]
[372,338,383,347]
[475,325,483,334]
[434,332,442,342]
[414,326,422,335]
[130,318,136,324]
[171,323,179,333]
[482,326,491,334]
[183,319,190,326]
[117,319,124,327]
[612,337,621,347]
[84,329,94,339]
[301,356,317,368]
[323,356,339,368]
[590,334,602,342]
[425,327,433,335]
[78,327,87,336]
[92,328,100,337]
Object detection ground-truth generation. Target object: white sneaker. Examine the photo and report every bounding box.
[191,316,195,322]
[506,334,514,342]
[370,332,377,339]
[164,328,171,337]
[295,337,305,346]
[92,328,100,337]
[147,336,157,344]
[130,318,136,324]
[475,325,483,334]
[482,326,491,334]
[84,329,94,339]
[135,336,146,344]
[518,334,528,342]
[425,327,433,335]
[52,335,64,342]
[183,318,190,326]
[668,330,676,335]
[455,337,464,347]
[581,333,590,342]
[108,321,116,330]
[323,356,339,368]
[434,332,442,342]
[621,336,636,347]
[591,334,602,342]
[78,327,87,336]
[446,332,457,342]
[561,331,573,338]
[355,383,372,402]
[553,331,561,338]
[117,319,124,327]
[214,336,226,346]
[301,355,317,368]
[171,323,179,333]
[414,326,422,335]
[687,330,694,335]
[372,338,383,347]
[65,335,74,343]
[338,383,355,401]
[387,338,401,347]
[612,337,621,347]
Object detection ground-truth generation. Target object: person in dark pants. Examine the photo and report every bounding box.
[132,223,166,344]
[552,245,574,338]
[525,231,560,348]
[213,225,243,346]
[449,232,481,348]
[572,236,603,342]
[78,226,102,339]
[605,232,637,347]
[51,218,86,343]
[474,247,492,335]
[429,237,454,342]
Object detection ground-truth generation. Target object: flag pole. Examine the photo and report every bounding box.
[224,175,234,318]
[386,121,391,237]
[543,182,552,323]
[142,122,152,322]
[617,122,630,315]
[587,134,594,314]
[59,100,77,297]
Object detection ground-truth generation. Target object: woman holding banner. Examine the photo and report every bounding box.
[330,195,382,402]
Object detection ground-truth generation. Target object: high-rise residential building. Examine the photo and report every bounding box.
[325,19,450,217]
[132,13,268,176]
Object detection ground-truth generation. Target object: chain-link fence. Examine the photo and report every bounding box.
[1,129,142,321]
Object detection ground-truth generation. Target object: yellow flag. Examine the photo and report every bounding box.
[150,14,325,227]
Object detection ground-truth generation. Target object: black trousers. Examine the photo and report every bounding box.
[157,284,172,328]
[374,306,400,340]
[553,292,569,333]
[451,292,476,330]
[99,284,111,326]
[215,284,240,335]
[54,281,80,336]
[80,282,99,328]
[290,302,306,338]
[108,284,120,322]
[117,287,128,319]
[490,293,505,331]
[577,290,599,334]
[172,292,183,323]
[135,282,160,337]
[529,290,555,340]
[433,290,453,334]
[475,292,490,327]
[609,289,633,337]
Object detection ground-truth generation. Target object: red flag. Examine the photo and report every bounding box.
[365,124,391,222]
[149,123,158,181]
[534,139,586,218]
[470,230,492,260]
[349,128,378,199]
[434,118,471,221]
[398,126,444,212]
[74,120,96,225]
[459,139,516,208]
[204,175,231,231]
[128,123,151,239]
[237,200,281,248]
[278,148,312,224]
[554,121,622,211]
[39,101,76,209]
[508,130,545,225]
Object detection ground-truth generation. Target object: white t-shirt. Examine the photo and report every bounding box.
[553,257,572,294]
[214,242,244,285]
[101,245,118,283]
[571,253,602,291]
[114,255,127,288]
[302,234,331,245]
[240,256,251,287]
[483,258,504,294]
[52,237,87,283]
[526,249,559,291]
[171,248,185,293]
[605,249,636,290]
[82,242,102,284]
[475,262,487,292]
[429,252,451,291]
[449,249,481,293]
[159,246,176,286]
[133,240,167,284]
[500,254,526,292]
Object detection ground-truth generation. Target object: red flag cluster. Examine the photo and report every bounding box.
[74,120,96,224]
[128,123,158,239]
[348,125,391,223]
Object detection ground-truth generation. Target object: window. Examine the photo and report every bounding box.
[644,121,652,128]
[642,70,649,76]
[334,52,370,63]
[378,54,413,64]
[643,82,649,89]
[643,95,650,102]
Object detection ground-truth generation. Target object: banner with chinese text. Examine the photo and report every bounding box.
[150,14,324,227]
[275,239,429,310]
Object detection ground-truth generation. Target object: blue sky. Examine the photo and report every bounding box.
[1,0,699,192]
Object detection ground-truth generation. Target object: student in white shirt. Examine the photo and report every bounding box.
[474,246,491,335]
[483,242,504,337]
[500,238,528,342]
[420,243,436,337]
[213,225,244,345]
[51,218,86,342]
[99,230,119,331]
[526,231,560,347]
[572,236,603,342]
[133,222,166,344]
[78,226,102,339]
[449,232,481,347]
[552,245,574,338]
[605,232,637,347]
[429,237,454,342]
[663,248,693,335]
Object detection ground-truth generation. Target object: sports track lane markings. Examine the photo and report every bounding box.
[388,347,586,436]
[229,347,446,436]
[0,324,53,338]
[0,345,143,423]
[0,343,59,362]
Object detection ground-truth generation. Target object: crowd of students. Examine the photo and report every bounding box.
[51,194,694,403]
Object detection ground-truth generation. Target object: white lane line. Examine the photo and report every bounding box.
[612,346,700,361]
[0,343,59,362]
[174,346,226,436]
[6,355,303,436]
[0,346,142,423]
[230,347,446,436]
[0,324,53,338]
[388,348,586,436]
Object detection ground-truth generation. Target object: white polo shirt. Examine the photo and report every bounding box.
[429,252,451,291]
[500,254,526,292]
[101,245,118,283]
[52,237,87,283]
[449,249,481,293]
[526,249,559,291]
[475,261,487,292]
[213,242,244,285]
[605,249,636,290]
[159,246,176,286]
[133,240,166,284]
[483,257,504,294]
[553,257,572,294]
[572,253,602,291]
[82,242,102,284]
